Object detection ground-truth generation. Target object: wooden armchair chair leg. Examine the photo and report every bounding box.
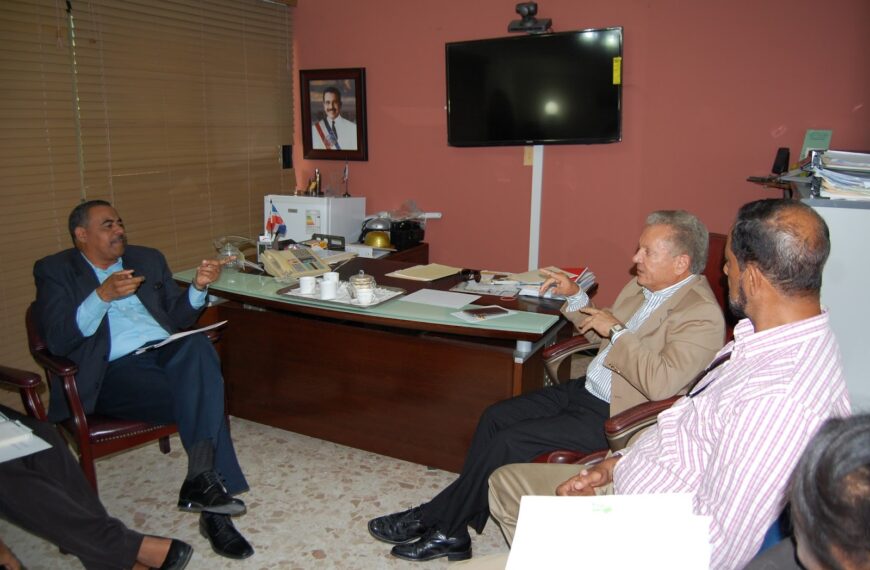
[159,436,171,454]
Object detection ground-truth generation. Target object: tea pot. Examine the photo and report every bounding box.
[348,270,376,299]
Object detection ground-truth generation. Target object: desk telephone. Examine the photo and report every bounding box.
[261,246,331,281]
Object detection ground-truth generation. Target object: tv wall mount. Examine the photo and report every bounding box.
[508,2,552,34]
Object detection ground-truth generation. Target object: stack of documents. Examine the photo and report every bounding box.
[507,494,710,569]
[385,263,461,281]
[812,151,870,200]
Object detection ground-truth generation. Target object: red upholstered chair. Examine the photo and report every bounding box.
[24,303,223,493]
[536,232,731,463]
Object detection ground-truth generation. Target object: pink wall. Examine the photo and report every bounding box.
[292,0,869,304]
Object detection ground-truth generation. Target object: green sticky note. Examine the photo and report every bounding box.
[800,129,832,159]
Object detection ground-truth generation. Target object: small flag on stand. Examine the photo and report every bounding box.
[266,201,286,238]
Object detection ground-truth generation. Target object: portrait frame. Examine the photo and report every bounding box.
[300,68,368,161]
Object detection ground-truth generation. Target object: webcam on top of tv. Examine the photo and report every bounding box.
[508,2,553,34]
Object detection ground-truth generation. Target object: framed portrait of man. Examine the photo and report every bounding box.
[300,68,368,161]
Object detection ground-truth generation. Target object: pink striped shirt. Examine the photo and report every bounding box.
[613,311,850,569]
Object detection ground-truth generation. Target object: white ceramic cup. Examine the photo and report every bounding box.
[299,276,317,295]
[320,280,338,300]
[323,271,340,283]
[356,288,375,305]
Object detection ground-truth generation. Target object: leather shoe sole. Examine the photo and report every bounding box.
[199,513,254,560]
[159,539,193,570]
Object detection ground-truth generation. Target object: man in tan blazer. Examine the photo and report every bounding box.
[367,210,726,563]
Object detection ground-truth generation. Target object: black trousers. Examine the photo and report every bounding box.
[0,405,143,570]
[96,334,247,494]
[420,378,609,537]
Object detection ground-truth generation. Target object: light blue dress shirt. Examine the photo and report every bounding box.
[75,255,207,361]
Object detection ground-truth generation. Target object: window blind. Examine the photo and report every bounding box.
[0,0,294,386]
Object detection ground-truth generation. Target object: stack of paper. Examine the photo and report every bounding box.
[812,151,870,200]
[507,494,710,569]
[385,263,461,282]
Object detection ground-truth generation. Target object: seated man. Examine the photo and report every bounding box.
[32,200,253,560]
[368,210,725,561]
[746,414,870,570]
[484,199,851,570]
[0,404,192,570]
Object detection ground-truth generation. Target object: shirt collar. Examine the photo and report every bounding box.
[730,310,831,360]
[80,251,122,276]
[642,273,695,301]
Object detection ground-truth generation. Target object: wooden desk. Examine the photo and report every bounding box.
[178,258,566,472]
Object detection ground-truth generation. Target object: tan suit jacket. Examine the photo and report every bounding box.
[561,274,725,415]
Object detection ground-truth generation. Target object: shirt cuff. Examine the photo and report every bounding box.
[564,290,590,313]
[188,284,208,309]
[610,328,629,344]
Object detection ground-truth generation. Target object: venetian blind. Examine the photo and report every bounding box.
[0,0,294,384]
[0,0,80,372]
[72,0,295,263]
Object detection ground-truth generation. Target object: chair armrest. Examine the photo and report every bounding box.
[542,336,598,383]
[604,396,681,451]
[0,365,47,420]
[30,347,78,377]
[533,448,608,465]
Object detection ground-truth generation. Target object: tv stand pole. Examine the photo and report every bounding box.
[528,145,544,270]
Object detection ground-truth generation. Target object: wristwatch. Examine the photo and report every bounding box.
[609,323,626,338]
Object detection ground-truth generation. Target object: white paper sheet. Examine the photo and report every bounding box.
[398,289,480,309]
[507,494,710,570]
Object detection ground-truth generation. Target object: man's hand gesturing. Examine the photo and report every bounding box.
[96,270,144,302]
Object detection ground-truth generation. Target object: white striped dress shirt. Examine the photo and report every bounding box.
[565,275,696,403]
[613,311,850,569]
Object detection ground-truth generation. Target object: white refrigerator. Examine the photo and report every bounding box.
[264,195,366,245]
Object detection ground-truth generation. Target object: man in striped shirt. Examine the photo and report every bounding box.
[485,199,851,570]
[368,210,725,562]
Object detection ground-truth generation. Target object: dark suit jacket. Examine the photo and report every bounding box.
[33,246,202,421]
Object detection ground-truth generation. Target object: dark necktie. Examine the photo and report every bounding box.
[328,121,341,150]
[687,351,733,398]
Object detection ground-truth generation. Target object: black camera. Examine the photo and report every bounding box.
[508,2,552,34]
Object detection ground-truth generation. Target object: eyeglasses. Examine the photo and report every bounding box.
[460,268,482,283]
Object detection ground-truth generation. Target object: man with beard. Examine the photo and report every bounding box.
[479,199,850,570]
[32,200,254,561]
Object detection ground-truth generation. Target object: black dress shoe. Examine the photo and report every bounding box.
[368,505,428,544]
[390,527,471,562]
[158,539,193,570]
[178,471,246,515]
[199,512,254,560]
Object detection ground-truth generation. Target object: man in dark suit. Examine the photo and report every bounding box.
[0,404,192,570]
[32,200,253,560]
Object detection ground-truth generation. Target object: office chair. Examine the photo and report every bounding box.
[24,303,222,493]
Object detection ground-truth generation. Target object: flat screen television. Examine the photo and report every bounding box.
[446,28,623,147]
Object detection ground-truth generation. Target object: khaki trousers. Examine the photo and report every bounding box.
[457,462,614,569]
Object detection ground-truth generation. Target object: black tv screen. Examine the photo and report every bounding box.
[446,28,623,147]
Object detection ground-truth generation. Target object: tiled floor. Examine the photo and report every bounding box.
[1,417,508,569]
